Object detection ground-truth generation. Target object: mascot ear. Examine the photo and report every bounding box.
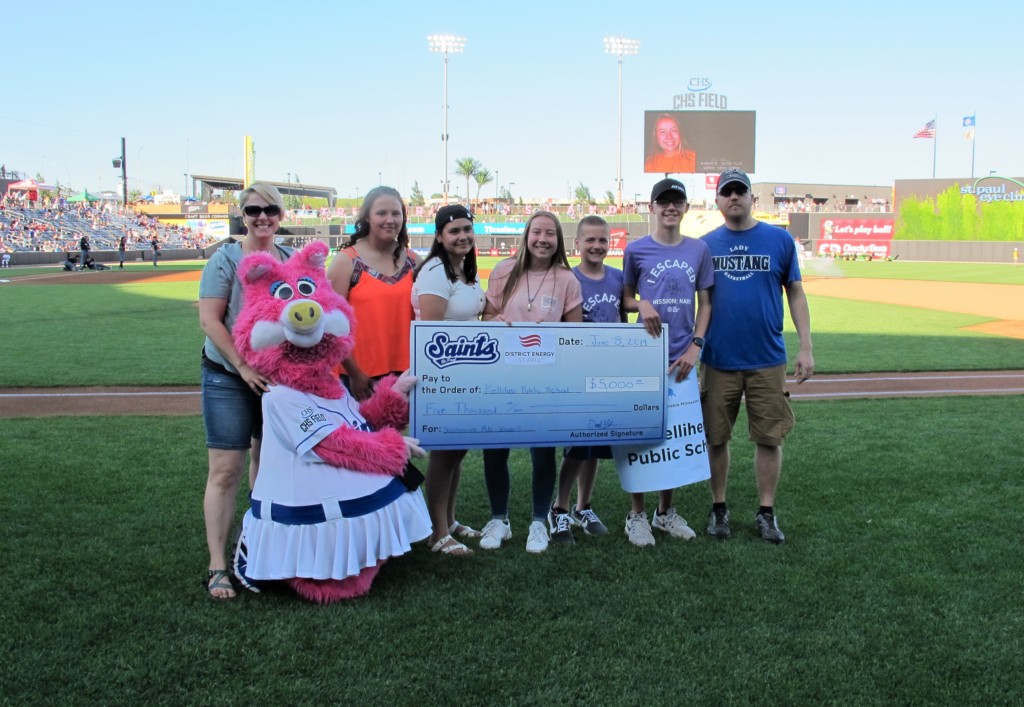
[239,252,278,285]
[301,241,330,271]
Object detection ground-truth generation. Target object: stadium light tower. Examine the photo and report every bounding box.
[428,33,466,205]
[604,36,639,209]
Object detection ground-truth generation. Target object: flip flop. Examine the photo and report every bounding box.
[449,521,482,539]
[431,534,474,556]
[206,569,237,600]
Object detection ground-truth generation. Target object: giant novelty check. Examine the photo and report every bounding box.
[409,321,668,450]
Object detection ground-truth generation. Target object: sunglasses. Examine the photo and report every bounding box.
[655,198,686,208]
[243,204,282,218]
[718,184,749,197]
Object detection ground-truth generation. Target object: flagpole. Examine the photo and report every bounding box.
[970,112,976,178]
[932,115,937,179]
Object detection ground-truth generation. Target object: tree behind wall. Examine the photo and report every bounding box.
[474,169,493,206]
[574,182,594,205]
[409,181,425,207]
[454,157,481,206]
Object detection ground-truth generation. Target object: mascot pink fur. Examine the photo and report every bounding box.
[231,241,430,603]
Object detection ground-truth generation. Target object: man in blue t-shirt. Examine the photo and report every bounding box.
[700,169,814,544]
[621,178,714,547]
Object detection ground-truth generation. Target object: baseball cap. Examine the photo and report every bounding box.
[650,178,687,202]
[717,168,751,193]
[434,204,474,233]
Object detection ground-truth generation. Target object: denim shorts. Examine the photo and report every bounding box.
[201,365,263,450]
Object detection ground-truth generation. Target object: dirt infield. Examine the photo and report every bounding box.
[2,268,1021,417]
[7,268,201,286]
[802,277,1024,339]
[2,371,1022,418]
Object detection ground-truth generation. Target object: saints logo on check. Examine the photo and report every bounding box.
[424,332,500,369]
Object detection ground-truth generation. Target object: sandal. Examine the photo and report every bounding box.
[430,534,474,556]
[206,569,237,600]
[449,521,482,539]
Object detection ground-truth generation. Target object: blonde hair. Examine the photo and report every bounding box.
[497,210,571,311]
[238,181,285,211]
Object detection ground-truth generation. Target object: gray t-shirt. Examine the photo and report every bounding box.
[622,235,715,361]
[199,241,292,373]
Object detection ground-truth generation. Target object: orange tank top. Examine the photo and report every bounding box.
[340,246,416,378]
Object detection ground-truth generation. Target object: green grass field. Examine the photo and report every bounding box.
[3,398,1021,704]
[0,257,1020,386]
[2,255,1022,704]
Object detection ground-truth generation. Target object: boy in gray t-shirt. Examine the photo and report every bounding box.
[620,178,714,547]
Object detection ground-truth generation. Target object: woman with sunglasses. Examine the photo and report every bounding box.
[478,211,583,554]
[198,181,293,600]
[411,205,486,556]
[327,186,421,400]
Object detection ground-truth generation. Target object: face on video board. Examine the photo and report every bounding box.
[643,110,755,174]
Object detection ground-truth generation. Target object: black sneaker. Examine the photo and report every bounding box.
[571,506,609,536]
[547,507,575,545]
[707,507,732,539]
[754,512,785,544]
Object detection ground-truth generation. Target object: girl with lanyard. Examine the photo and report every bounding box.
[412,205,486,556]
[478,211,583,554]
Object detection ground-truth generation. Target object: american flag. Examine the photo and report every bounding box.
[913,120,936,139]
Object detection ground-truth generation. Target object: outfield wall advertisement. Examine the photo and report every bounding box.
[817,217,894,257]
[894,176,1024,242]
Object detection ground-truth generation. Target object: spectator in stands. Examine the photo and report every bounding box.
[645,114,696,174]
[198,181,293,600]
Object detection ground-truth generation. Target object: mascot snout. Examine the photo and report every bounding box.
[286,299,323,333]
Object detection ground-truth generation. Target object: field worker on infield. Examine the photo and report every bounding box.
[700,168,814,544]
[198,182,293,599]
[479,211,583,554]
[621,178,713,547]
[549,216,637,544]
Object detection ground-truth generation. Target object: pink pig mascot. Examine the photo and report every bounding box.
[230,241,430,603]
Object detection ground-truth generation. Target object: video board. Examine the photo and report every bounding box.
[643,110,755,174]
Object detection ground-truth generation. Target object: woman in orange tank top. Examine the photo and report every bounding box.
[327,187,422,400]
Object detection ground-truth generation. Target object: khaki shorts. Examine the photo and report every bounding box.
[699,364,795,447]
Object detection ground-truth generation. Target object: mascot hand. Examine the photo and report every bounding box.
[392,371,418,397]
[314,426,410,476]
[360,374,410,430]
[404,436,426,459]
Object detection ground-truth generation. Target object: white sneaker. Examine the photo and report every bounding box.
[625,511,656,547]
[479,518,511,550]
[652,507,696,540]
[525,520,549,554]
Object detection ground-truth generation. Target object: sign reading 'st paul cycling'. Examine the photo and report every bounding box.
[410,322,668,450]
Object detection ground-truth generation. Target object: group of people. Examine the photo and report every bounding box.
[198,170,814,599]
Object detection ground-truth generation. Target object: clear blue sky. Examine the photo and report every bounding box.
[3,1,1017,203]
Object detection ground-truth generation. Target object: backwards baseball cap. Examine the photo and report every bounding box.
[434,204,474,234]
[717,168,751,193]
[651,178,687,202]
